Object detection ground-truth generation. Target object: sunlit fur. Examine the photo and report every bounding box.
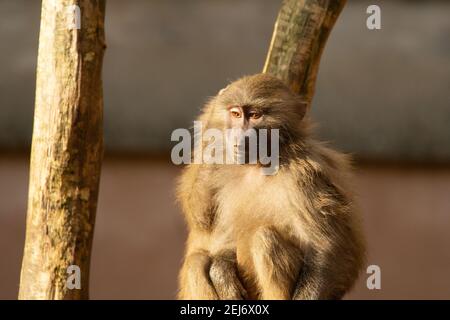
[177,74,366,300]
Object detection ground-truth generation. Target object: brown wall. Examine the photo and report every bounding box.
[1,156,450,299]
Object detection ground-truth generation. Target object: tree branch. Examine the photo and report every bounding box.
[19,0,106,300]
[263,0,346,107]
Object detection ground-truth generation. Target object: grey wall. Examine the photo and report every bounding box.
[1,0,449,162]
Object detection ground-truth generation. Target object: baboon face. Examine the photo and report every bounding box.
[209,74,307,136]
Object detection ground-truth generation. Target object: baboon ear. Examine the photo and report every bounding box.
[218,84,231,96]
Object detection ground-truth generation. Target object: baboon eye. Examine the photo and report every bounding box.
[249,110,262,120]
[229,107,242,118]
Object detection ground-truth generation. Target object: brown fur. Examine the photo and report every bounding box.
[177,74,366,300]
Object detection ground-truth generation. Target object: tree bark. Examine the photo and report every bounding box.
[263,0,346,107]
[19,0,106,300]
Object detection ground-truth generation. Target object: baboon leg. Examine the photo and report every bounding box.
[209,251,247,300]
[292,249,349,300]
[251,226,303,300]
[178,250,218,300]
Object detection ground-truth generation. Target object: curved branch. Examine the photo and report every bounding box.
[263,0,346,107]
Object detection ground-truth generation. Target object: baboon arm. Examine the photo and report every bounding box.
[178,165,217,230]
[291,247,357,300]
[251,226,303,300]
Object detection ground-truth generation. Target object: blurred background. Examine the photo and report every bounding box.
[1,0,449,299]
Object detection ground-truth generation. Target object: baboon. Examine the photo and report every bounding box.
[177,74,365,300]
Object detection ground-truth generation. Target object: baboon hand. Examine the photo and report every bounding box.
[179,250,247,300]
[209,252,248,300]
